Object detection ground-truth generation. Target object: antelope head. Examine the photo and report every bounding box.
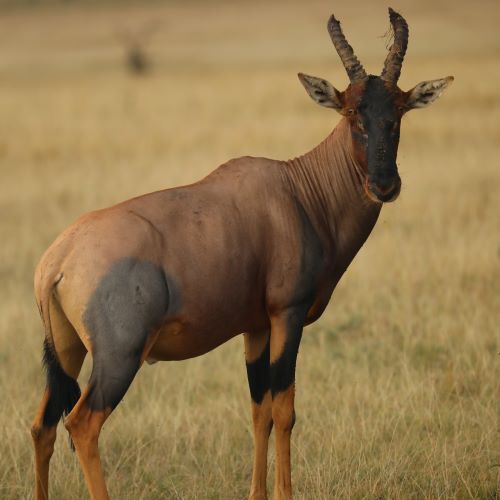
[298,8,453,203]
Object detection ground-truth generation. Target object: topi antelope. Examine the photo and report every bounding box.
[31,8,452,500]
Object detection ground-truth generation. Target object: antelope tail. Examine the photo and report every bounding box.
[42,338,81,429]
[35,269,81,436]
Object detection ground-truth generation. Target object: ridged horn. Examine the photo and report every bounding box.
[381,8,409,83]
[327,14,367,83]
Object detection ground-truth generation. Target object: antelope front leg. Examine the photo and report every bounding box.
[245,331,272,500]
[269,309,305,500]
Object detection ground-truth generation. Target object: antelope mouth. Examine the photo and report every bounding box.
[364,177,401,203]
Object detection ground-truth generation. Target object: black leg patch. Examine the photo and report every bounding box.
[270,332,302,397]
[270,310,305,398]
[83,258,169,411]
[246,337,270,405]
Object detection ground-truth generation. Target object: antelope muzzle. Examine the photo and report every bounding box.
[366,171,401,203]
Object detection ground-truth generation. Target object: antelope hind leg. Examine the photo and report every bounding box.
[64,258,169,499]
[32,305,86,500]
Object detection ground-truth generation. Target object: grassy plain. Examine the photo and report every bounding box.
[0,0,498,498]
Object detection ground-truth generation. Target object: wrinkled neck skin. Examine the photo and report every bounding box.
[284,118,382,274]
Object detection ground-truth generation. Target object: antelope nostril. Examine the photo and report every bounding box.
[370,176,399,194]
[366,174,401,203]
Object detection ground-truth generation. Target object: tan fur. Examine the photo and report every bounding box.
[64,390,112,500]
[31,391,56,500]
[271,386,296,500]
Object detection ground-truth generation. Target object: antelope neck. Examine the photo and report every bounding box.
[284,118,381,257]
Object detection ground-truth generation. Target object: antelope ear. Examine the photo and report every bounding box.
[406,76,454,109]
[298,73,343,111]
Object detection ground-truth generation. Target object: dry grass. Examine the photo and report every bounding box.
[0,0,499,498]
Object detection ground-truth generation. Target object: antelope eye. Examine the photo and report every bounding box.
[347,108,355,116]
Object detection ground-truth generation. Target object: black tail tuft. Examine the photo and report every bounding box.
[42,338,81,433]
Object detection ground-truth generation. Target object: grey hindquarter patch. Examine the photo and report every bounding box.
[83,258,169,410]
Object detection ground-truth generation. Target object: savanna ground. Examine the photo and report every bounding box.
[0,0,499,498]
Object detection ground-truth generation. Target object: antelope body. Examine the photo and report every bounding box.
[31,9,452,500]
